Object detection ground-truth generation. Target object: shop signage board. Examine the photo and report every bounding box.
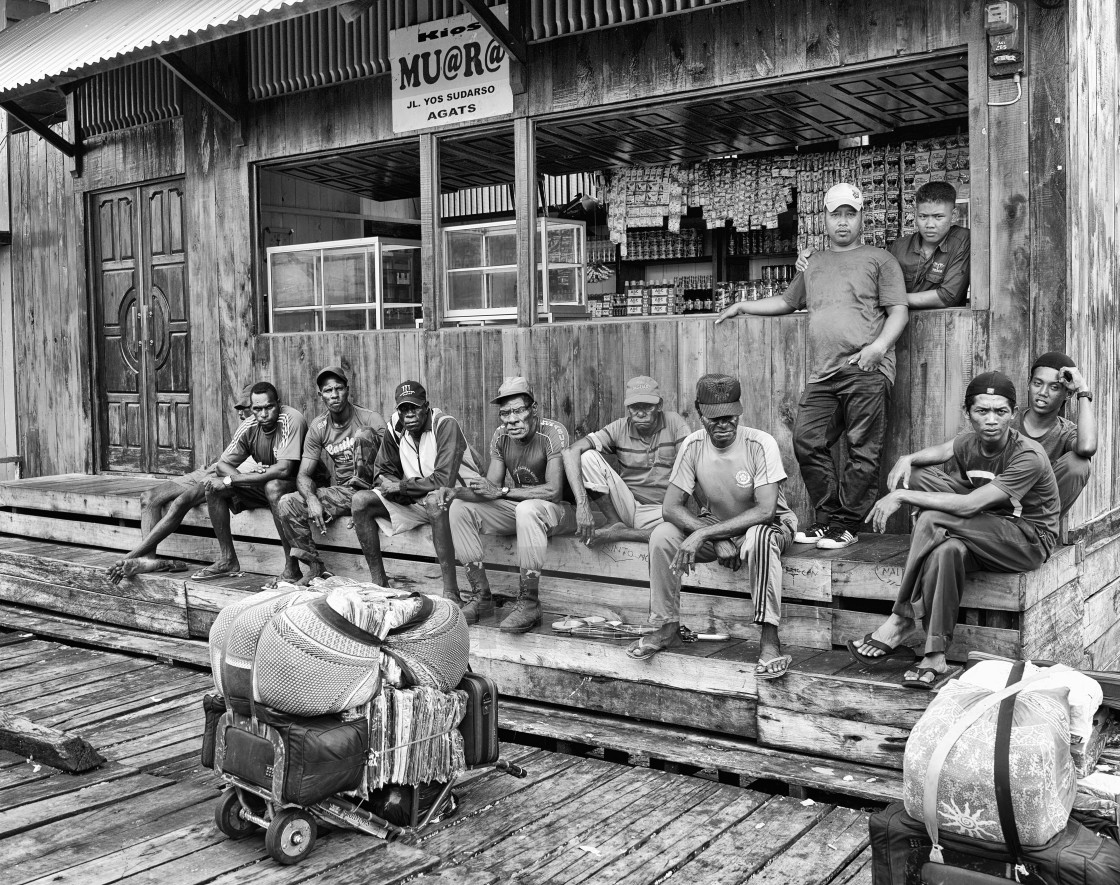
[389,5,513,133]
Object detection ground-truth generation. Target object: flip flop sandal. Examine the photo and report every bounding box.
[903,667,945,691]
[627,636,669,660]
[755,654,793,680]
[846,633,917,667]
[551,615,607,633]
[190,565,246,581]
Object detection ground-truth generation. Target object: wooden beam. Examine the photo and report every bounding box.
[0,101,78,158]
[460,0,526,66]
[0,710,105,772]
[157,53,240,129]
[419,132,443,330]
[63,89,82,178]
[514,117,537,328]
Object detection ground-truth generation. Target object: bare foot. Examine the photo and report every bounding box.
[853,614,913,659]
[107,556,164,585]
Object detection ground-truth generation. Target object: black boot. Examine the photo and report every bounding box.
[460,562,494,625]
[500,569,541,634]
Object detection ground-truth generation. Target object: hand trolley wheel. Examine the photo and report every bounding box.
[265,808,317,865]
[214,790,255,840]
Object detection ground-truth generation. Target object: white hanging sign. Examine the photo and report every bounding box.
[389,5,513,134]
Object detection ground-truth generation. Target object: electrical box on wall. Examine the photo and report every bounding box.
[985,0,1026,79]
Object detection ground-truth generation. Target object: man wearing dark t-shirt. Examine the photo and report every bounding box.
[851,371,1059,689]
[437,377,576,632]
[718,182,909,550]
[887,181,971,309]
[276,366,387,585]
[1011,351,1097,515]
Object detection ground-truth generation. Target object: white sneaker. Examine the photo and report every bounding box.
[817,528,858,549]
[793,522,830,544]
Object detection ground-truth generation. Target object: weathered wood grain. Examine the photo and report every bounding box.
[757,706,911,770]
[0,712,104,773]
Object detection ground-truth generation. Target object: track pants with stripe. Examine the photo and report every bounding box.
[891,466,1053,655]
[647,520,792,627]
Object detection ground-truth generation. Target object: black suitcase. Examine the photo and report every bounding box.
[457,671,499,767]
[869,802,1120,885]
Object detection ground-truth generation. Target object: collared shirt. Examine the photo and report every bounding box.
[588,411,690,505]
[374,407,479,501]
[888,225,971,307]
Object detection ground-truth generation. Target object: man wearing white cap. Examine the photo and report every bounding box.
[561,375,690,544]
[717,182,908,551]
[434,377,577,632]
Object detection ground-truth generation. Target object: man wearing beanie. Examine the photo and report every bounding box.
[1012,352,1096,515]
[850,370,1059,689]
[717,182,908,550]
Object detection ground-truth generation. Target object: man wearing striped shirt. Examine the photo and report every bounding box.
[562,376,689,545]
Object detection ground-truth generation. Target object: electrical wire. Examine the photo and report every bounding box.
[988,72,1023,107]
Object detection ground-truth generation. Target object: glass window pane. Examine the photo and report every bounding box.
[272,310,319,333]
[382,247,420,304]
[271,251,319,309]
[487,270,517,309]
[383,305,422,329]
[324,309,370,331]
[446,231,484,269]
[448,271,484,310]
[323,250,368,306]
[485,230,517,267]
[548,268,580,304]
[545,226,580,264]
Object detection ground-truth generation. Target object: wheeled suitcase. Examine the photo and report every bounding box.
[457,671,499,767]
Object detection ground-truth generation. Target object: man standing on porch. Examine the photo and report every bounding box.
[852,371,1059,690]
[717,182,909,550]
[350,380,480,596]
[276,366,387,585]
[191,381,307,581]
[561,375,690,545]
[628,374,798,680]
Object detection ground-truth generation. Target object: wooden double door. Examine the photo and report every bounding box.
[92,180,194,473]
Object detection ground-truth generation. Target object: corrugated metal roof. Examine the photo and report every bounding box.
[0,0,352,101]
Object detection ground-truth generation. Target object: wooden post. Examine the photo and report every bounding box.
[514,117,537,328]
[0,12,17,481]
[419,132,443,331]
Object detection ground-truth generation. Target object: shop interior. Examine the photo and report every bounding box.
[254,50,970,332]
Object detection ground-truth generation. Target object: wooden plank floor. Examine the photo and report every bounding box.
[0,630,875,885]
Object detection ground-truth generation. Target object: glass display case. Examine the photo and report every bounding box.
[443,218,586,322]
[266,237,422,333]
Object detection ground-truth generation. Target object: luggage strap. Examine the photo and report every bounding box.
[922,668,1064,864]
[994,662,1027,864]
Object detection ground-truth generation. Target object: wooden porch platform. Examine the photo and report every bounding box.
[1,631,876,885]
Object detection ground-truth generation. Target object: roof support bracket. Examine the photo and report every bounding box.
[460,0,527,67]
[0,100,81,160]
[158,52,243,141]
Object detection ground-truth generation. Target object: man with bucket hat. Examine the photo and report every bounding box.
[629,374,798,679]
[433,377,577,632]
[350,380,480,595]
[561,375,690,545]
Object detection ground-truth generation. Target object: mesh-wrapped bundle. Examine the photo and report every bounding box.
[253,595,386,716]
[383,596,469,692]
[208,587,320,701]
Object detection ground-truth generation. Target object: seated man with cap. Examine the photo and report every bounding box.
[1012,351,1096,516]
[350,380,480,595]
[276,366,387,585]
[107,384,273,583]
[561,375,690,545]
[436,377,577,632]
[853,370,1059,690]
[629,374,799,680]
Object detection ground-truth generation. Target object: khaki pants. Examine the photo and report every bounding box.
[579,450,664,530]
[448,497,577,573]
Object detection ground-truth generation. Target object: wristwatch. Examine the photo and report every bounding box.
[499,486,510,497]
[223,475,234,487]
[1077,390,1094,402]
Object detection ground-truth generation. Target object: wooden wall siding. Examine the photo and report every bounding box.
[258,310,980,529]
[258,170,365,246]
[7,125,91,477]
[1066,0,1120,531]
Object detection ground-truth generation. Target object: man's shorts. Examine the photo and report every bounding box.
[227,484,272,515]
[373,490,432,537]
[172,465,217,491]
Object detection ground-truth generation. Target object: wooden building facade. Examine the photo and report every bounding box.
[0,0,1117,549]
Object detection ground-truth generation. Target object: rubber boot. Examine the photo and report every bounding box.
[499,569,541,634]
[460,562,494,625]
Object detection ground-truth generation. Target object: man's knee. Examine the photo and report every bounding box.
[514,499,550,526]
[278,491,303,521]
[264,479,291,506]
[649,521,680,554]
[422,493,446,520]
[350,489,379,518]
[930,537,968,566]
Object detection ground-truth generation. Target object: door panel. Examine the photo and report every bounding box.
[92,180,193,473]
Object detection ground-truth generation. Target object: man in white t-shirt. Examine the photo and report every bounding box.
[628,374,799,680]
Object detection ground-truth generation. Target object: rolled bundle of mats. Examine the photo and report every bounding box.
[366,685,467,789]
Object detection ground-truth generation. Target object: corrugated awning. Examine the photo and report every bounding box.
[0,0,353,102]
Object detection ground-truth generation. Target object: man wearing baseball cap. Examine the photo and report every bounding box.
[561,376,690,545]
[435,376,577,632]
[854,370,1059,689]
[629,374,798,679]
[718,181,908,551]
[276,365,387,585]
[1012,351,1096,515]
[350,380,480,595]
